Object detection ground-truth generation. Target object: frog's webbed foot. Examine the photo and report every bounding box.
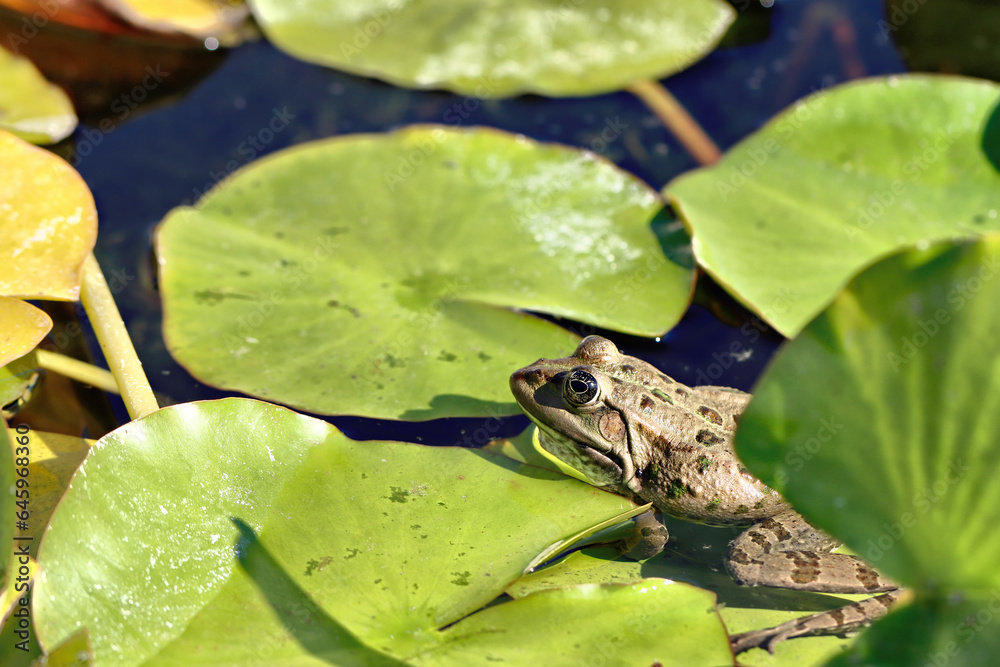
[618,510,669,560]
[729,590,903,654]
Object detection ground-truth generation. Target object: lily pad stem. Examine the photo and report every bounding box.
[627,79,721,165]
[80,254,158,419]
[35,349,119,395]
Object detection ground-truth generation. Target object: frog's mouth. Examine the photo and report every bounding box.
[530,419,626,490]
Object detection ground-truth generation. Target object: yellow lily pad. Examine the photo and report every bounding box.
[5,429,93,549]
[95,0,249,38]
[0,131,97,301]
[0,47,76,144]
[0,298,51,368]
[0,350,38,411]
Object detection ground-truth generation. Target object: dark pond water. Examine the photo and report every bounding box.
[66,0,906,443]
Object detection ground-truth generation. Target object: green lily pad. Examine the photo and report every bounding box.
[735,235,1000,659]
[826,596,1000,667]
[249,0,735,97]
[0,48,76,144]
[510,540,866,666]
[157,126,689,420]
[32,629,93,667]
[424,580,731,667]
[34,398,695,666]
[667,74,1000,336]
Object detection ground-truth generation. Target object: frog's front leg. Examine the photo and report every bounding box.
[725,510,901,652]
[618,510,669,560]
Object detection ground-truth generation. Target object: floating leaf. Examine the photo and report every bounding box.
[0,47,76,144]
[157,126,689,419]
[0,351,38,411]
[736,235,1000,659]
[668,75,1000,336]
[34,398,660,665]
[249,0,735,97]
[509,546,863,666]
[12,431,92,549]
[0,298,51,367]
[424,580,731,667]
[0,131,97,301]
[95,0,248,38]
[32,628,93,667]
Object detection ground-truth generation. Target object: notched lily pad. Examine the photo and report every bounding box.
[249,0,735,97]
[34,398,651,666]
[668,75,1000,336]
[157,126,690,420]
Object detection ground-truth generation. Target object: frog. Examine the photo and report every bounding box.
[509,335,903,654]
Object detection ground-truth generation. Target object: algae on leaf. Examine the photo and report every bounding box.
[33,398,731,666]
[249,0,734,97]
[157,126,691,420]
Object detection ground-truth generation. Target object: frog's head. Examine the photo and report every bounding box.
[509,336,636,494]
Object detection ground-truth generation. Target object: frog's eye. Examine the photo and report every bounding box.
[564,369,600,407]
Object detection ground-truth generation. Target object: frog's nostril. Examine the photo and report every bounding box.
[511,368,545,387]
